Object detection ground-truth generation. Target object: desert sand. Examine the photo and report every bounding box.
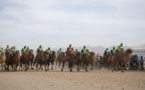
[0,69,145,90]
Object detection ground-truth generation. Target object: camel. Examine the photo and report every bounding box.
[68,52,82,72]
[83,52,95,72]
[101,52,111,67]
[11,51,20,71]
[35,51,48,71]
[118,49,133,72]
[20,50,30,71]
[28,49,34,69]
[57,52,67,71]
[20,49,34,71]
[0,51,6,71]
[5,49,12,71]
[47,51,56,70]
[109,51,119,72]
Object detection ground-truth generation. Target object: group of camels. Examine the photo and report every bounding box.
[0,48,133,72]
[0,49,95,72]
[101,49,133,72]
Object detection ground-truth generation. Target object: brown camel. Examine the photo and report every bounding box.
[11,51,20,71]
[118,49,133,72]
[101,52,111,67]
[20,50,29,71]
[35,51,48,71]
[47,51,56,70]
[68,52,82,72]
[83,52,95,72]
[20,49,34,71]
[28,49,34,69]
[0,52,6,71]
[109,51,119,72]
[57,52,67,71]
[5,49,12,71]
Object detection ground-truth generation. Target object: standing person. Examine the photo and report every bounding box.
[46,47,51,53]
[66,44,74,58]
[21,46,27,55]
[118,43,125,51]
[81,46,89,62]
[57,48,62,58]
[139,56,144,70]
[37,45,43,56]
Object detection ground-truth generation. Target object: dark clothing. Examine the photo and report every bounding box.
[82,53,86,62]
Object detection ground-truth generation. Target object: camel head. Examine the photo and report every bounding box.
[52,51,56,54]
[126,48,133,54]
[76,51,81,56]
[1,51,5,55]
[62,52,66,56]
[90,52,95,56]
[29,49,34,54]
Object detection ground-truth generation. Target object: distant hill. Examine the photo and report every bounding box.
[132,44,145,51]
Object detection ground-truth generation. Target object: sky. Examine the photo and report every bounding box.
[0,0,145,50]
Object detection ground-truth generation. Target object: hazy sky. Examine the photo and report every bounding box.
[0,0,145,49]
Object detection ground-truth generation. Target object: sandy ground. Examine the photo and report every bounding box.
[0,68,145,90]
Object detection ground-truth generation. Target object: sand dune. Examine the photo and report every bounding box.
[0,69,145,90]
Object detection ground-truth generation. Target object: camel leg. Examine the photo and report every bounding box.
[32,61,36,70]
[124,63,127,71]
[15,64,19,71]
[69,63,73,72]
[59,61,61,69]
[25,63,28,71]
[51,62,54,70]
[36,63,39,71]
[7,64,10,71]
[61,61,65,71]
[90,63,93,71]
[40,64,44,70]
[121,63,124,72]
[47,62,50,70]
[115,63,118,71]
[20,62,22,71]
[111,63,114,72]
[2,63,5,71]
[85,63,88,72]
[30,60,32,69]
[77,64,80,71]
[55,59,58,68]
[44,63,47,71]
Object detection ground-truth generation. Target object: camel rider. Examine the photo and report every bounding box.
[57,48,62,58]
[37,45,43,56]
[1,48,4,53]
[81,46,89,62]
[6,45,10,51]
[27,47,29,51]
[112,47,116,55]
[12,46,17,56]
[75,49,78,54]
[104,48,109,59]
[21,46,27,55]
[66,44,74,58]
[46,47,51,53]
[118,43,125,51]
